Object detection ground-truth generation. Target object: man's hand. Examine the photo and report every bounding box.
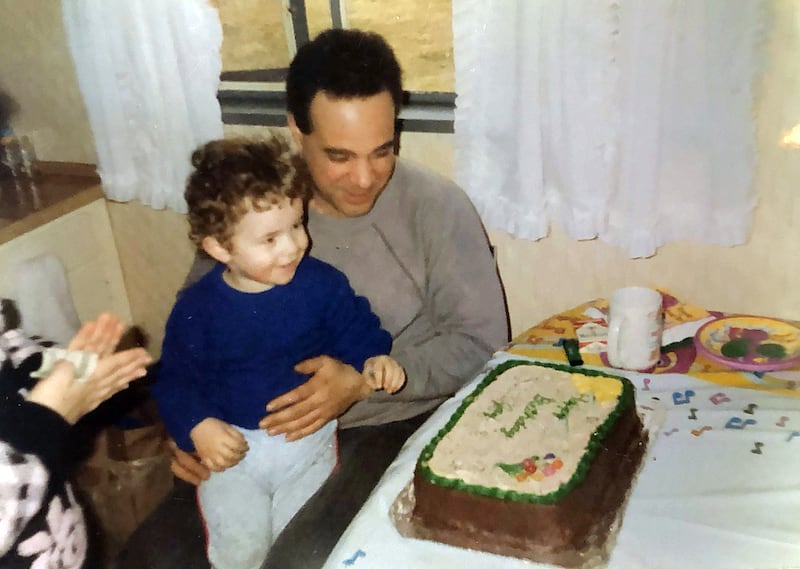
[167,439,211,486]
[189,418,248,472]
[259,355,371,442]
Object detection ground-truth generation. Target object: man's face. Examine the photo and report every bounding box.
[207,197,309,293]
[288,90,396,218]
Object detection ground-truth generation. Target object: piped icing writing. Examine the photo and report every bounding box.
[553,393,592,420]
[500,394,555,438]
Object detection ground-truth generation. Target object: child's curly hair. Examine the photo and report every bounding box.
[184,135,312,250]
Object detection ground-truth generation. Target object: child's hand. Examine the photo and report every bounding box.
[190,418,248,472]
[363,355,406,394]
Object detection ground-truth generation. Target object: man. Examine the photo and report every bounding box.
[117,28,508,569]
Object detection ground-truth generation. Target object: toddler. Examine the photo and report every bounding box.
[153,136,404,569]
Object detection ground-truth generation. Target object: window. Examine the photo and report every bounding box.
[216,0,455,132]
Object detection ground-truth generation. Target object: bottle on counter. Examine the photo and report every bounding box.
[0,126,16,202]
[18,134,41,209]
[0,128,41,211]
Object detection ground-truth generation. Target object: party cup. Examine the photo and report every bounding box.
[606,287,663,371]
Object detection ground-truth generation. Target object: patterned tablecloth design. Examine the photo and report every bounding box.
[507,292,800,397]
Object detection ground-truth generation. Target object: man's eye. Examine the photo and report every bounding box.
[328,154,349,163]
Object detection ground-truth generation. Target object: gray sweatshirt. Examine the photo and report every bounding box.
[184,159,509,428]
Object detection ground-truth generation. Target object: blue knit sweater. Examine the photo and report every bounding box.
[154,257,392,450]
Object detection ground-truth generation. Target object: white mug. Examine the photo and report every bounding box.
[606,287,664,371]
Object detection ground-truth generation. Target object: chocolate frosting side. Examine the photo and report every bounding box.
[411,405,647,567]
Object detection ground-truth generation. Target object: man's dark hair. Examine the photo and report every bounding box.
[286,28,403,134]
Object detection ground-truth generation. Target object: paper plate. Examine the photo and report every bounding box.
[694,316,800,371]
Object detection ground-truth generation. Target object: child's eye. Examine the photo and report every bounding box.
[292,222,303,230]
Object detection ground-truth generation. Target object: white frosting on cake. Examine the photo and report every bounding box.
[426,365,622,496]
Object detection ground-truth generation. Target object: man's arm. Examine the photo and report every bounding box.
[366,178,508,404]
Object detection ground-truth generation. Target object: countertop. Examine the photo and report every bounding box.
[0,161,104,245]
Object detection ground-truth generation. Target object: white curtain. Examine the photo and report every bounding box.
[62,0,224,212]
[453,0,768,258]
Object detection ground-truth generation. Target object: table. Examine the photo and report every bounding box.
[322,297,800,569]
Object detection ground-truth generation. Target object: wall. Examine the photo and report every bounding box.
[1,0,798,356]
[0,0,96,163]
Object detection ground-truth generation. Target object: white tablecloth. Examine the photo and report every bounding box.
[322,352,800,569]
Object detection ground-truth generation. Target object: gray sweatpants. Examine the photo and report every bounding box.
[197,421,337,569]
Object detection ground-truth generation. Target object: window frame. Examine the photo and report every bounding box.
[216,0,455,133]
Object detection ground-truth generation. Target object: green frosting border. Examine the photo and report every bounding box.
[417,359,636,505]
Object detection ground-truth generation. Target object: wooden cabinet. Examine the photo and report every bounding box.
[0,162,132,324]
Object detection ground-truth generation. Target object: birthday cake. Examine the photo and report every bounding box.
[411,360,647,567]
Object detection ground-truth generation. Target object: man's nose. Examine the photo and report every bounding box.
[351,158,375,189]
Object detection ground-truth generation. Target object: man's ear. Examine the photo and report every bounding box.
[201,236,231,264]
[286,113,303,150]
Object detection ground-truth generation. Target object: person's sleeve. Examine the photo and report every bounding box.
[151,301,223,451]
[376,182,509,402]
[0,326,56,400]
[324,269,392,371]
[0,355,35,405]
[0,399,70,556]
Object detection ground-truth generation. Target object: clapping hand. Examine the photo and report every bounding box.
[28,312,152,424]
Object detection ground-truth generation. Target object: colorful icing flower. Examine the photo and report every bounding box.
[497,453,564,481]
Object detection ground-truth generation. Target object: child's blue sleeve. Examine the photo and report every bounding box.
[323,271,392,371]
[152,301,223,451]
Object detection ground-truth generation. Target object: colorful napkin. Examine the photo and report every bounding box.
[507,292,800,397]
